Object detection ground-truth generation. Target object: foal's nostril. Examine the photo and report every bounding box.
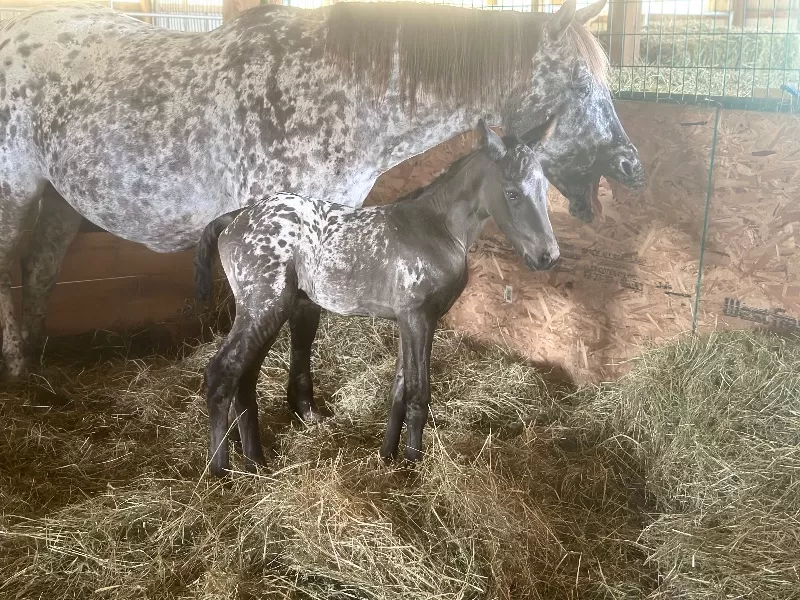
[620,158,634,177]
[539,251,557,270]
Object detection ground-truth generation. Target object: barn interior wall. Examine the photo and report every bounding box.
[9,101,799,383]
[367,101,800,383]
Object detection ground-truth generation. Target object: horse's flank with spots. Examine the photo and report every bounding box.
[0,0,643,379]
[199,119,560,476]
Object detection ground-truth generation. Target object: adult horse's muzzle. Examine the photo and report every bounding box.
[607,147,646,190]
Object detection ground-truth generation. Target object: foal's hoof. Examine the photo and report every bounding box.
[404,447,423,463]
[294,409,325,425]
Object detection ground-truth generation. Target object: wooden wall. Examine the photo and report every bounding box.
[10,230,196,338]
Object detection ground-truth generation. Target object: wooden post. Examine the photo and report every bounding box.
[730,0,746,28]
[139,0,153,24]
[608,0,642,67]
[222,0,262,22]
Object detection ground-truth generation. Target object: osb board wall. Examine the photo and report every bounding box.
[694,110,800,337]
[369,101,799,384]
[10,232,195,337]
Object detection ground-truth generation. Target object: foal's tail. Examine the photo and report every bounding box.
[194,208,245,308]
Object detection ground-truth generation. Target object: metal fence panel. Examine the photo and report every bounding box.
[0,0,796,109]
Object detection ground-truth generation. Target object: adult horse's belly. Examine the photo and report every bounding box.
[55,181,227,253]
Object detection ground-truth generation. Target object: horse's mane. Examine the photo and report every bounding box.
[324,1,608,112]
[394,149,484,205]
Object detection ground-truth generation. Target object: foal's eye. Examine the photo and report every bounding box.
[506,190,519,202]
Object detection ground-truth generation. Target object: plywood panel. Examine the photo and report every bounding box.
[694,110,800,336]
[11,271,194,337]
[368,101,716,383]
[11,232,194,286]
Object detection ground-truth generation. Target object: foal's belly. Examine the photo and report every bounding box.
[297,259,468,322]
[301,278,398,321]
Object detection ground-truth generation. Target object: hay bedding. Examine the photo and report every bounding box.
[0,317,798,599]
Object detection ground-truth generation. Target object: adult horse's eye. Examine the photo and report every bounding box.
[506,190,519,202]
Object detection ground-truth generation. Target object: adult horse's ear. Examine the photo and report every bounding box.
[525,115,559,148]
[545,0,576,40]
[477,119,506,161]
[574,0,606,25]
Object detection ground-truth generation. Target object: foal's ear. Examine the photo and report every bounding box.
[476,119,506,162]
[575,0,606,25]
[545,0,576,40]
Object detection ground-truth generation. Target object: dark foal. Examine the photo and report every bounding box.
[198,120,559,476]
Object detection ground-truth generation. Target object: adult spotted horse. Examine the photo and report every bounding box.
[0,0,644,382]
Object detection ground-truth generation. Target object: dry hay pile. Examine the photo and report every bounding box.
[0,318,798,599]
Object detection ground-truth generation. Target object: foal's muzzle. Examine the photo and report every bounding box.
[524,248,559,271]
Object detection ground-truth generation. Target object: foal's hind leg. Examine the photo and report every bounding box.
[204,276,297,477]
[287,293,325,423]
[0,179,45,378]
[21,186,82,360]
[231,343,273,471]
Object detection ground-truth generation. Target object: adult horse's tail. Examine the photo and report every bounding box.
[194,209,245,308]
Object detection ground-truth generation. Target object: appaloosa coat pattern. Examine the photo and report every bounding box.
[0,0,643,378]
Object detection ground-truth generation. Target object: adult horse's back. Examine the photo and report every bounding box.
[0,0,642,378]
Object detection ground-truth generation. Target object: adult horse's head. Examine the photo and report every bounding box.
[325,0,642,218]
[530,68,646,223]
[475,119,559,272]
[500,0,646,222]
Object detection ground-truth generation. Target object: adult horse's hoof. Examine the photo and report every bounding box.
[0,361,30,383]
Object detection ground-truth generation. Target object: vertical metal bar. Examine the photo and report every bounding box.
[752,0,762,101]
[668,0,679,94]
[765,0,778,108]
[711,0,718,96]
[643,0,650,92]
[680,0,691,96]
[735,0,748,98]
[696,0,705,100]
[655,0,665,96]
[722,0,733,97]
[692,105,721,335]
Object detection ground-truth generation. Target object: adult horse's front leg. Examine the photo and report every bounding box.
[287,293,325,423]
[20,186,82,361]
[0,180,45,379]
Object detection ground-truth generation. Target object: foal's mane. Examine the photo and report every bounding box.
[395,149,486,205]
[324,1,608,111]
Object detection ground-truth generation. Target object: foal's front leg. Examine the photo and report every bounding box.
[383,311,436,463]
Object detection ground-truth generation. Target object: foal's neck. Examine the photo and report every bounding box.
[413,154,493,254]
